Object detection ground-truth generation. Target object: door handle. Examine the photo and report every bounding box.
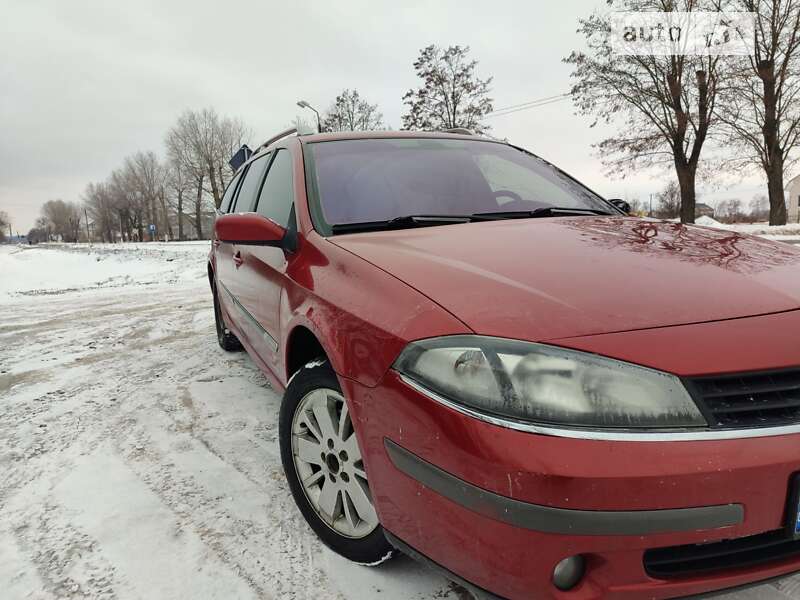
[233,251,244,268]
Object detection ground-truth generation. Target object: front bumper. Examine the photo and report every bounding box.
[343,370,800,600]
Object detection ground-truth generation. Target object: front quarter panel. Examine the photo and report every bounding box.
[279,231,471,387]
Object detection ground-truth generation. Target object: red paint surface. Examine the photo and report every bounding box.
[214,212,286,244]
[345,372,800,599]
[209,132,800,599]
[331,217,800,341]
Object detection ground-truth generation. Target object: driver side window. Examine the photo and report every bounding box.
[256,149,294,228]
[474,153,598,209]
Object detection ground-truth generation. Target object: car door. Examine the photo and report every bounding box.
[237,147,297,372]
[217,153,272,351]
[214,168,245,330]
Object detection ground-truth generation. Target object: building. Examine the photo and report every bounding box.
[695,203,715,219]
[786,174,800,223]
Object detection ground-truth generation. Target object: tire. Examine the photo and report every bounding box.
[279,359,394,565]
[212,279,242,352]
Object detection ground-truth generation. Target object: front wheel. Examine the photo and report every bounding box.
[279,359,394,565]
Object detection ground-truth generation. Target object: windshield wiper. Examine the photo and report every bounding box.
[330,207,614,234]
[472,207,614,220]
[332,214,478,234]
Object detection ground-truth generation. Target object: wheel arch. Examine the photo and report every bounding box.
[284,324,331,383]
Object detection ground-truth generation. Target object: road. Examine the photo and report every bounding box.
[1,243,800,599]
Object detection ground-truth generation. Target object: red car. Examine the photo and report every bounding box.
[209,129,800,599]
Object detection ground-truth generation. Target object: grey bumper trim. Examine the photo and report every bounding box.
[384,438,744,536]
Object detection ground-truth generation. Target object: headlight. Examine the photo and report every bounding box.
[393,336,705,430]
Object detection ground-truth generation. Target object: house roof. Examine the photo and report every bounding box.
[786,173,800,187]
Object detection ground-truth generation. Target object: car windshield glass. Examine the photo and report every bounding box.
[307,138,613,232]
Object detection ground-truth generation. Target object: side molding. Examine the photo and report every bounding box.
[218,281,279,352]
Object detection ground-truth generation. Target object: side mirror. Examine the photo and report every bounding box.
[215,213,286,246]
[608,199,632,214]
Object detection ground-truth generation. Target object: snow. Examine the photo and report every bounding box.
[659,218,800,245]
[0,243,457,600]
[0,243,209,303]
[692,219,800,237]
[695,215,724,227]
[1,241,797,599]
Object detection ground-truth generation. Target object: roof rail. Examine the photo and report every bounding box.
[257,127,297,151]
[443,127,475,135]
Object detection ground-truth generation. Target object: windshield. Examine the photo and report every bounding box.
[305,138,613,233]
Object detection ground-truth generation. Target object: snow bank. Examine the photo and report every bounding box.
[0,243,209,303]
[695,215,724,227]
[654,218,800,240]
[695,221,800,236]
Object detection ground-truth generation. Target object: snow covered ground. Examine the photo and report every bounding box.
[2,240,800,600]
[690,217,800,243]
[0,243,460,600]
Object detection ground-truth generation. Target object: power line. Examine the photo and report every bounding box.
[485,94,571,119]
[490,93,571,113]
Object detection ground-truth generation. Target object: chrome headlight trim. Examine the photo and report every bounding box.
[399,374,800,441]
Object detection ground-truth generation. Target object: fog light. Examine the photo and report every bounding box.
[552,555,585,591]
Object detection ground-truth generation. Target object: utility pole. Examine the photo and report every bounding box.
[84,207,92,245]
[7,222,12,239]
[649,193,653,217]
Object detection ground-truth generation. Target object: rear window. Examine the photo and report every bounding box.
[220,170,244,213]
[306,138,609,233]
[233,154,271,213]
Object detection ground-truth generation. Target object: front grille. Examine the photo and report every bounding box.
[645,530,800,578]
[689,369,800,428]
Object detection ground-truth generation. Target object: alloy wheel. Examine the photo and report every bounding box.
[291,388,379,539]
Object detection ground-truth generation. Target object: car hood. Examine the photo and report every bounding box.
[330,217,800,341]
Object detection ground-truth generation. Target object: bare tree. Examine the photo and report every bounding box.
[717,0,800,225]
[749,192,771,219]
[83,182,117,243]
[166,119,206,239]
[0,211,9,242]
[717,197,745,222]
[626,196,646,214]
[322,89,384,131]
[729,197,744,221]
[27,226,48,244]
[40,199,82,242]
[216,114,251,195]
[122,151,168,241]
[108,167,142,241]
[402,45,494,133]
[165,157,192,240]
[565,1,721,223]
[656,180,683,218]
[165,108,250,212]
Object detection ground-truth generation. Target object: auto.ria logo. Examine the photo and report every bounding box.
[611,11,756,56]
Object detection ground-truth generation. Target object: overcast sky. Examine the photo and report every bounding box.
[0,0,765,233]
